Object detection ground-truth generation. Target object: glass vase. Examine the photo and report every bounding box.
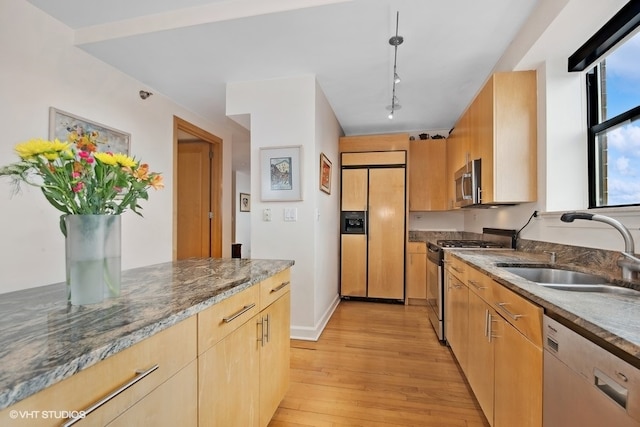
[65,214,121,305]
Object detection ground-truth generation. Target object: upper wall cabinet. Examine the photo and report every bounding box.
[409,139,447,211]
[447,70,537,207]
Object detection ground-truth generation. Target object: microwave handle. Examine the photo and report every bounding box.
[460,172,472,200]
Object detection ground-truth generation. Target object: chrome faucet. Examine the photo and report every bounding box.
[560,212,640,280]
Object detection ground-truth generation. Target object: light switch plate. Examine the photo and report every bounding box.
[263,208,272,222]
[284,208,297,222]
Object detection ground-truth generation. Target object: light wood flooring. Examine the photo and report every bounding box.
[268,300,490,427]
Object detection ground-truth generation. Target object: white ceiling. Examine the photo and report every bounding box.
[27,0,539,173]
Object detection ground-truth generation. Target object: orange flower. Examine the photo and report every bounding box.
[149,174,164,190]
[133,163,150,181]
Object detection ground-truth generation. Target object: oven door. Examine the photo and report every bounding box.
[426,246,444,341]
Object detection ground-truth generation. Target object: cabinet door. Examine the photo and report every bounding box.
[493,317,542,427]
[108,360,197,427]
[340,234,367,297]
[259,292,291,427]
[409,140,447,211]
[406,250,427,299]
[467,292,495,425]
[199,316,260,427]
[445,271,468,373]
[367,167,405,299]
[341,168,368,211]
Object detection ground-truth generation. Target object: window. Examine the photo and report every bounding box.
[569,0,640,208]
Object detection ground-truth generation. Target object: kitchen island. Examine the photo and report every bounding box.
[0,258,293,426]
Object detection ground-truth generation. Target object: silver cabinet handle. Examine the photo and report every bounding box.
[63,364,159,426]
[270,281,290,293]
[451,265,464,274]
[495,302,523,320]
[257,314,271,346]
[595,368,628,409]
[468,280,486,291]
[257,317,265,346]
[265,313,270,344]
[223,303,256,323]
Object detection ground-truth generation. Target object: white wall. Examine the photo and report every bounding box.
[226,75,342,340]
[0,0,233,294]
[233,171,251,258]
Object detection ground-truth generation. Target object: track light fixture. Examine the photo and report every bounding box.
[139,90,153,100]
[387,11,403,119]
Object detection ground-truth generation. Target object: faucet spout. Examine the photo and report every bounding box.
[561,211,637,280]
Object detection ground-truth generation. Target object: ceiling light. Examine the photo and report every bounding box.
[387,12,404,119]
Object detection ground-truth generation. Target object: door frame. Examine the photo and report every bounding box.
[173,116,223,259]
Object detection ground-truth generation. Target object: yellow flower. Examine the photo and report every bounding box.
[94,152,118,166]
[112,153,137,168]
[15,138,70,160]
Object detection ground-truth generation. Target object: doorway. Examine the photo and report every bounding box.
[174,117,222,259]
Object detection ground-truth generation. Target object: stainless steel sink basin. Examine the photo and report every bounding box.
[501,266,639,296]
[502,267,609,284]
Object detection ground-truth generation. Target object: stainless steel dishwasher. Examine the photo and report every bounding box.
[543,315,640,426]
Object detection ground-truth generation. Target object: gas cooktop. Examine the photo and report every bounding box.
[436,239,506,249]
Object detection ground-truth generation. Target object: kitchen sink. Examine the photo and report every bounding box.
[500,266,639,296]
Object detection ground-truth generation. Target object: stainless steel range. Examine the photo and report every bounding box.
[426,228,515,343]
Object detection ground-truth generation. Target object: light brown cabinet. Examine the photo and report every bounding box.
[408,139,447,211]
[444,256,469,374]
[199,270,291,427]
[445,253,542,427]
[447,70,537,208]
[406,242,427,301]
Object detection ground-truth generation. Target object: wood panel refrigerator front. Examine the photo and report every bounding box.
[340,157,405,300]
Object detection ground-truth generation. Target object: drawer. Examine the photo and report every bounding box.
[466,266,496,302]
[198,285,260,354]
[0,316,197,427]
[445,254,467,283]
[407,242,427,254]
[492,284,543,347]
[259,268,291,311]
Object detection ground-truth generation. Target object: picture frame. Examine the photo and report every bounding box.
[319,152,332,194]
[239,193,251,212]
[49,107,130,154]
[260,145,303,201]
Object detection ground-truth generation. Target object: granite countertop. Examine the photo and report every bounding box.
[448,250,640,366]
[0,258,294,410]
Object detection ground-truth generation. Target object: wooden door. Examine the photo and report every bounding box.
[198,316,260,427]
[467,292,495,425]
[493,317,542,427]
[178,141,211,259]
[445,272,469,373]
[408,140,447,211]
[367,167,405,299]
[259,292,291,427]
[341,168,368,211]
[406,243,426,300]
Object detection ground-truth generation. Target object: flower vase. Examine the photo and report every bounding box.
[65,214,121,305]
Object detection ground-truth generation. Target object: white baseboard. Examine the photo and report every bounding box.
[290,294,340,341]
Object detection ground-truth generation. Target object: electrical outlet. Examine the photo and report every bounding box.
[263,208,272,222]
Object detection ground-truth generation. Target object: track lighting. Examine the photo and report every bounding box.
[386,12,403,119]
[139,90,153,100]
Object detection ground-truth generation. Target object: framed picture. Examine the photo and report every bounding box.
[49,107,130,154]
[319,152,332,194]
[260,146,303,201]
[239,193,251,212]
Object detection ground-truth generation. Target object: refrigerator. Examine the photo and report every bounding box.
[339,154,406,301]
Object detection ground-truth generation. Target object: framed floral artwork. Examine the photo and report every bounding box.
[49,107,130,154]
[319,152,332,194]
[260,146,302,201]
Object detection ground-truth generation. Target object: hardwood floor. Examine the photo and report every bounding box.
[269,300,490,427]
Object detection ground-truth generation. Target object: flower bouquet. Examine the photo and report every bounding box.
[0,131,163,304]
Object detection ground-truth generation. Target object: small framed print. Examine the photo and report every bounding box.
[260,146,303,201]
[319,153,332,194]
[239,193,251,212]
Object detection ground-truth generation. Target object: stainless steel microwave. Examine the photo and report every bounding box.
[454,159,481,207]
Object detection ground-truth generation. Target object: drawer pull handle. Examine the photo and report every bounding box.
[63,364,159,426]
[451,265,464,273]
[496,302,523,320]
[270,281,290,293]
[223,303,256,323]
[468,280,487,290]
